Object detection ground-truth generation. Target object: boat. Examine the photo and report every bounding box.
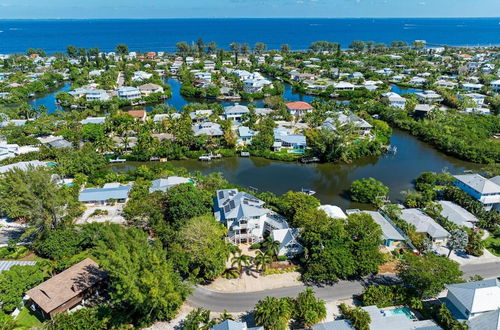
[301,157,320,164]
[240,151,250,157]
[109,158,126,163]
[199,153,222,161]
[301,188,316,196]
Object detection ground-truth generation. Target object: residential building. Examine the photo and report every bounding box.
[80,117,106,125]
[189,109,213,123]
[399,208,449,245]
[438,201,478,229]
[78,183,132,205]
[286,101,313,117]
[117,87,141,100]
[349,210,406,247]
[127,110,147,121]
[138,83,164,95]
[192,122,223,137]
[0,160,46,174]
[318,205,347,219]
[224,104,249,123]
[273,128,307,151]
[0,260,36,273]
[270,228,304,257]
[149,177,193,193]
[415,90,443,104]
[238,126,257,144]
[467,309,500,330]
[333,81,355,91]
[86,89,110,102]
[132,71,153,82]
[454,174,500,211]
[214,189,290,245]
[409,77,426,85]
[382,92,406,109]
[462,83,484,92]
[445,279,500,321]
[26,258,107,318]
[322,113,372,135]
[490,79,500,93]
[211,319,263,330]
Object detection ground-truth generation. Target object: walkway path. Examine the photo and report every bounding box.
[187,261,500,312]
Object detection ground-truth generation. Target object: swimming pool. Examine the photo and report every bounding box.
[382,307,415,320]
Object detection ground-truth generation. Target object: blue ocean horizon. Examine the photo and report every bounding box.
[0,18,499,54]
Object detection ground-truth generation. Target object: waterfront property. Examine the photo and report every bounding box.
[0,160,46,174]
[382,92,406,109]
[270,228,304,258]
[149,176,193,193]
[454,174,500,211]
[348,210,406,247]
[285,101,313,117]
[192,122,224,137]
[78,183,132,205]
[273,128,307,152]
[399,208,449,245]
[26,258,107,319]
[117,86,141,100]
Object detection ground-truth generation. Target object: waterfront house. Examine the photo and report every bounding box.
[224,104,249,123]
[149,177,193,193]
[462,83,484,92]
[444,279,500,321]
[285,101,313,117]
[318,205,347,219]
[0,160,46,174]
[78,183,132,205]
[399,208,449,245]
[273,128,307,151]
[464,107,491,115]
[138,83,164,96]
[26,258,107,319]
[382,92,406,109]
[414,104,434,117]
[132,71,153,82]
[459,92,486,106]
[192,122,223,137]
[322,113,372,135]
[409,77,426,85]
[86,89,110,102]
[117,86,141,100]
[454,174,500,211]
[214,189,289,244]
[238,126,257,144]
[0,119,27,128]
[270,228,304,258]
[333,81,355,91]
[435,79,458,89]
[438,201,478,229]
[415,90,443,104]
[154,113,180,123]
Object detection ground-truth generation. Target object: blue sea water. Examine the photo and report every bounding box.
[0,18,499,54]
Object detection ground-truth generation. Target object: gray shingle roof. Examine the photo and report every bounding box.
[400,209,450,239]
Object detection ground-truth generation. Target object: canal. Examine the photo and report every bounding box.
[110,129,482,210]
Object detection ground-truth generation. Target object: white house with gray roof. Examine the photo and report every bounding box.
[400,208,449,245]
[438,201,478,229]
[224,104,249,123]
[270,228,303,258]
[467,309,500,330]
[445,279,500,321]
[214,189,291,246]
[149,177,193,193]
[454,174,500,211]
[211,319,263,330]
[78,183,132,205]
[192,122,223,137]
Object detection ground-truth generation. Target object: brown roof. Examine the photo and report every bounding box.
[26,258,106,314]
[127,110,146,118]
[286,101,313,110]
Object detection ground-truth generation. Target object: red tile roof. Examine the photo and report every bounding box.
[285,101,313,110]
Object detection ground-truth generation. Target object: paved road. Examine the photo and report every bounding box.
[188,262,500,312]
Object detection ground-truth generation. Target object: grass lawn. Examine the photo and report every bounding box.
[484,233,500,257]
[15,307,43,329]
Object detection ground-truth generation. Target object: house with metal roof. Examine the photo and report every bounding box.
[0,160,46,174]
[189,109,213,123]
[78,183,132,205]
[319,205,348,219]
[445,279,500,321]
[438,201,478,229]
[454,174,500,211]
[238,126,257,145]
[273,128,307,152]
[192,122,224,137]
[0,260,36,273]
[224,104,249,123]
[149,176,193,193]
[211,319,263,330]
[400,208,449,245]
[350,210,406,247]
[467,309,500,330]
[80,117,106,125]
[270,228,303,258]
[214,189,290,246]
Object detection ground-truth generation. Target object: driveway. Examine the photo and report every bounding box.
[187,262,500,312]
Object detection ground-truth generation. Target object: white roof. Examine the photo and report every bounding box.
[318,205,347,219]
[447,279,500,314]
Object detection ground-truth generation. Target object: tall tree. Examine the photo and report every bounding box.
[447,229,468,257]
[293,288,327,327]
[115,44,129,56]
[254,296,292,330]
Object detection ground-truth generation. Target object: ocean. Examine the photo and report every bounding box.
[0,18,499,54]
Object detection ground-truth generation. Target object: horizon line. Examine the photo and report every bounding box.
[0,16,499,20]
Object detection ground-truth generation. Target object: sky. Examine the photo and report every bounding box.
[0,0,499,19]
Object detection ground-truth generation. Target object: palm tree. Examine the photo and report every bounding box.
[217,310,234,322]
[253,250,272,272]
[231,252,250,277]
[254,296,292,330]
[263,236,281,260]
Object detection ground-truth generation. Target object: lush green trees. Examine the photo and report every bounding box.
[163,183,212,225]
[362,285,408,308]
[182,308,215,330]
[339,303,371,330]
[45,307,109,330]
[93,224,190,326]
[293,288,327,327]
[254,296,292,330]
[56,147,107,177]
[231,252,251,277]
[0,167,74,237]
[115,44,129,56]
[350,178,389,206]
[32,228,85,260]
[433,304,469,330]
[0,265,45,312]
[396,253,463,298]
[278,191,320,222]
[253,250,273,272]
[170,215,231,280]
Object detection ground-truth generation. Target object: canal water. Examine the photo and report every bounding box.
[390,84,423,95]
[110,129,481,210]
[29,82,70,114]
